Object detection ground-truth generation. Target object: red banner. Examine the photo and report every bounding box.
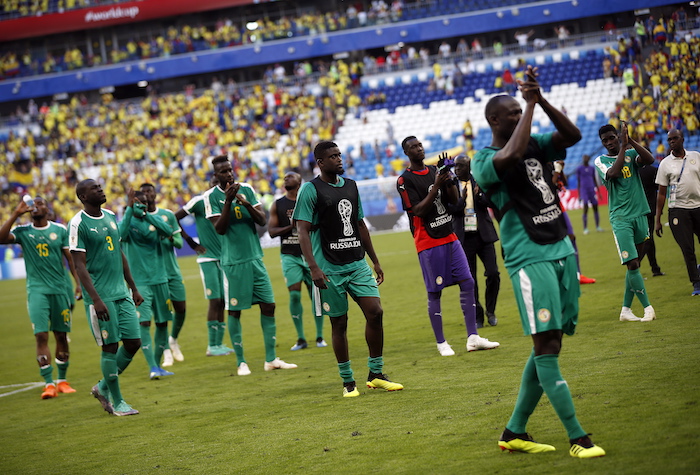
[0,0,262,42]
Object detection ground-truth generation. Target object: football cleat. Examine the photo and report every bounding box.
[169,336,184,362]
[579,275,596,284]
[498,429,556,454]
[206,345,231,356]
[113,401,139,417]
[366,372,403,391]
[569,435,605,458]
[41,383,57,399]
[290,339,308,351]
[162,349,174,367]
[237,362,251,376]
[264,358,298,371]
[149,367,161,380]
[91,384,113,414]
[619,307,640,322]
[57,381,76,394]
[437,341,455,356]
[157,367,174,377]
[640,305,656,322]
[467,334,500,351]
[343,382,360,398]
[316,338,328,348]
[692,282,700,296]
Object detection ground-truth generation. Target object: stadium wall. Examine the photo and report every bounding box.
[0,0,676,103]
[0,0,260,42]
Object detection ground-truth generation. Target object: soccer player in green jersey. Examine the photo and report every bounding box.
[204,155,296,376]
[472,66,605,458]
[268,171,327,351]
[69,179,144,417]
[140,183,188,365]
[175,178,235,357]
[595,122,657,322]
[120,189,176,379]
[294,141,403,398]
[0,196,81,399]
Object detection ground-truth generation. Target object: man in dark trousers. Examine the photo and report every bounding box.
[450,155,501,328]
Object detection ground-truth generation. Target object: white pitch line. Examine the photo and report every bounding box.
[0,382,45,398]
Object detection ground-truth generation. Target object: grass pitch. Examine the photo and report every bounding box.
[1,208,698,474]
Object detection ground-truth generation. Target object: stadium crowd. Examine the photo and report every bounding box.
[1,1,407,79]
[0,57,370,226]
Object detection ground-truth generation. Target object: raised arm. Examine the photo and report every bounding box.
[606,122,630,180]
[0,200,30,244]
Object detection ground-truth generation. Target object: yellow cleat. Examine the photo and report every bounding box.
[343,383,360,398]
[366,373,404,391]
[569,435,606,458]
[498,430,556,454]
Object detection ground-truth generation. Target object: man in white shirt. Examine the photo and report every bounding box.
[654,129,700,296]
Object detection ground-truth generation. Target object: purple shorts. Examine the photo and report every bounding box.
[579,187,598,205]
[418,240,473,292]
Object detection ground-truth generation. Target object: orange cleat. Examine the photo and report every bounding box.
[41,384,58,399]
[57,381,77,394]
[579,275,596,284]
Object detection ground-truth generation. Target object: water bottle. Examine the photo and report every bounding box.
[22,195,35,209]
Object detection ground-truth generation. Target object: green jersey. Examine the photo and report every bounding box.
[183,192,222,262]
[204,184,263,266]
[153,208,183,280]
[292,176,367,275]
[119,206,171,285]
[594,149,650,221]
[472,133,574,275]
[69,209,129,304]
[12,221,71,294]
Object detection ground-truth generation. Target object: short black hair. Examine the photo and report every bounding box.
[598,124,617,137]
[313,141,338,160]
[139,183,155,190]
[484,95,511,124]
[211,154,229,169]
[401,136,416,152]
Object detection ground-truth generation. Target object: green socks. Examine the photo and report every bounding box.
[228,315,245,364]
[217,321,226,346]
[99,345,135,395]
[260,314,277,362]
[368,356,383,374]
[506,351,543,434]
[56,359,69,380]
[100,351,123,404]
[207,320,218,347]
[116,345,135,374]
[154,325,169,365]
[39,364,53,384]
[534,354,587,439]
[626,268,651,308]
[338,361,354,383]
[139,325,157,368]
[171,311,186,339]
[289,290,305,340]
